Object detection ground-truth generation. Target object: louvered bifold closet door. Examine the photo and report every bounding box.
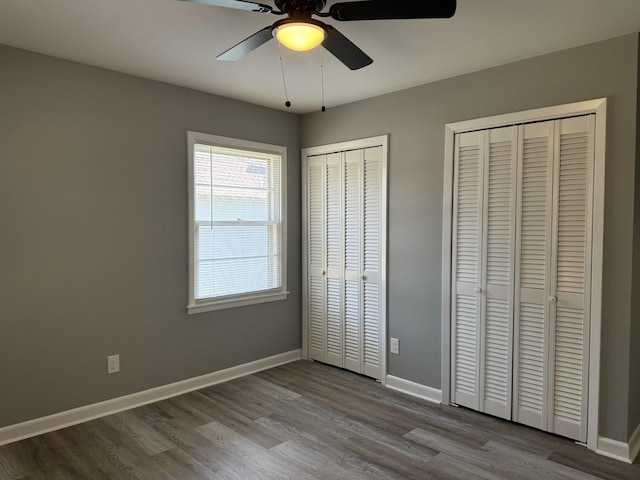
[343,149,363,374]
[337,146,383,379]
[451,131,484,410]
[548,115,594,442]
[513,116,594,442]
[479,126,517,419]
[305,140,386,381]
[325,153,344,368]
[513,121,554,430]
[307,155,327,362]
[362,146,383,380]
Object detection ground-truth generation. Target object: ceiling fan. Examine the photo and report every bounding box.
[182,0,457,70]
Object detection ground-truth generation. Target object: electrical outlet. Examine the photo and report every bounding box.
[390,337,399,355]
[107,354,120,374]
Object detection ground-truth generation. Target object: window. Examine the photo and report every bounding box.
[187,132,287,313]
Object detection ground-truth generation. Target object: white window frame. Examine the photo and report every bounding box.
[187,131,288,314]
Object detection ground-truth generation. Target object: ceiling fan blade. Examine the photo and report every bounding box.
[181,0,272,13]
[329,0,456,21]
[217,26,274,61]
[322,25,373,70]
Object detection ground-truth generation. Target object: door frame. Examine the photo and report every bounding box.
[302,135,389,383]
[441,99,606,451]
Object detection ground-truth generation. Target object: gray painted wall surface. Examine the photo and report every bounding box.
[2,34,640,444]
[301,34,639,442]
[0,45,302,428]
[630,34,640,439]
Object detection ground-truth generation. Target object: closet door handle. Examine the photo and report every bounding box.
[474,287,482,294]
[322,270,326,276]
[549,295,557,303]
[361,275,368,281]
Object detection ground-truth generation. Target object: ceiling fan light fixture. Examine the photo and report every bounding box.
[275,22,325,51]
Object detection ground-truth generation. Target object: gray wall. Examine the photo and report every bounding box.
[630,34,640,438]
[301,34,639,442]
[0,45,302,428]
[3,33,640,444]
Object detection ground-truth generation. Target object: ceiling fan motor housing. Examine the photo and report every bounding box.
[275,0,327,15]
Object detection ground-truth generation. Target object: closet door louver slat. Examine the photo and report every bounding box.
[454,295,479,398]
[516,303,545,418]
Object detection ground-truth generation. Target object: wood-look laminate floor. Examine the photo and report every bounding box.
[0,360,638,479]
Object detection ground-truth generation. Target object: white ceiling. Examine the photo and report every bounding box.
[1,0,640,114]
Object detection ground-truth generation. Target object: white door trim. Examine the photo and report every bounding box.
[302,135,389,384]
[441,99,606,452]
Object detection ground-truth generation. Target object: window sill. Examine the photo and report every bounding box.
[187,291,289,314]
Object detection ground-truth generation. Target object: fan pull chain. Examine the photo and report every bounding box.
[278,42,291,108]
[321,52,326,112]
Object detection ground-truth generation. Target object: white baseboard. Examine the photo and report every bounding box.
[0,349,302,447]
[597,421,640,464]
[597,436,631,463]
[385,375,442,404]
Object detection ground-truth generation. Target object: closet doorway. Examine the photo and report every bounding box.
[441,99,606,451]
[302,136,388,381]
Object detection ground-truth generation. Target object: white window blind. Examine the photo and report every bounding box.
[188,132,287,313]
